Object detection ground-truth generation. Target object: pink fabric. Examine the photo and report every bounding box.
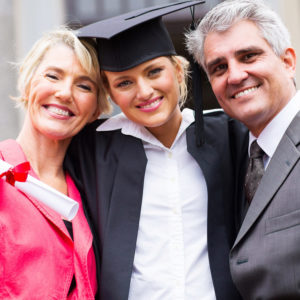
[0,139,97,299]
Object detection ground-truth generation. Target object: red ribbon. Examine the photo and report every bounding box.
[0,161,30,186]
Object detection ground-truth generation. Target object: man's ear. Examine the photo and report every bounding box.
[282,47,297,77]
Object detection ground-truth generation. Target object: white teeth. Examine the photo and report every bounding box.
[141,99,161,109]
[47,106,70,116]
[234,86,258,99]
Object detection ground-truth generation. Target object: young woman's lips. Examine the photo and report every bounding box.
[43,104,74,119]
[137,97,163,112]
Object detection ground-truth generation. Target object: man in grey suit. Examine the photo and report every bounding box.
[186,0,300,299]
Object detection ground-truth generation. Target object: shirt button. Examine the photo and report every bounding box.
[173,207,179,214]
[168,152,172,158]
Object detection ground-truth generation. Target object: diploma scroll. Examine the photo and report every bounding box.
[0,159,79,221]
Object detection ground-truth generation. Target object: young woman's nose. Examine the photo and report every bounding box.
[136,78,153,100]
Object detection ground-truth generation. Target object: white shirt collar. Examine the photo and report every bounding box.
[249,90,300,159]
[97,108,195,150]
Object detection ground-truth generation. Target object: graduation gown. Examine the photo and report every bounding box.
[65,110,248,300]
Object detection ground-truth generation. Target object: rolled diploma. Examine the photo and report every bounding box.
[0,159,79,221]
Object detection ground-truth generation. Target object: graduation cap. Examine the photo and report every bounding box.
[78,0,205,145]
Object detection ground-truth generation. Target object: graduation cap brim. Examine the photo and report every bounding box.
[78,1,204,39]
[77,0,204,71]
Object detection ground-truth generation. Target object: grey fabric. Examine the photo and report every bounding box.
[230,111,300,300]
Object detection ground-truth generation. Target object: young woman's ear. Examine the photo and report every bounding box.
[174,58,184,83]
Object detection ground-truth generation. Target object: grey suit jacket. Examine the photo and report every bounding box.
[230,111,300,300]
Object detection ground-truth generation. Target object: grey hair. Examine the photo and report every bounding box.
[185,0,291,73]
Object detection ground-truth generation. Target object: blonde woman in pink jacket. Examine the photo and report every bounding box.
[0,28,111,299]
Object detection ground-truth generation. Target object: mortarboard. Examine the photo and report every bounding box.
[78,0,205,145]
[77,0,204,71]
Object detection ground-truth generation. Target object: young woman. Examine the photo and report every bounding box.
[0,28,111,299]
[66,2,247,299]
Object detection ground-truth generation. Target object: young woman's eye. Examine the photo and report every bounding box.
[117,80,132,88]
[149,68,162,77]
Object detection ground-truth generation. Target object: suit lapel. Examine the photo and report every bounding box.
[187,127,223,224]
[187,125,231,298]
[186,125,220,179]
[234,113,300,247]
[0,139,71,239]
[100,135,147,300]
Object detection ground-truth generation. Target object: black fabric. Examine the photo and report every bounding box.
[80,189,102,300]
[62,220,76,295]
[67,276,76,296]
[189,9,204,147]
[78,1,203,39]
[191,60,204,146]
[63,219,73,240]
[77,0,204,71]
[97,18,176,71]
[64,111,248,300]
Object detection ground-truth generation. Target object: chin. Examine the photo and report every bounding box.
[145,120,166,128]
[44,132,71,141]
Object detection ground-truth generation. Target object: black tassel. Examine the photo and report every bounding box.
[192,60,205,147]
[190,7,204,147]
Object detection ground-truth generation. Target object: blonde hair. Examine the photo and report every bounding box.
[169,55,190,107]
[14,27,112,114]
[101,55,190,108]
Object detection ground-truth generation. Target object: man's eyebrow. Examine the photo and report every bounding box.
[235,46,263,56]
[206,46,264,71]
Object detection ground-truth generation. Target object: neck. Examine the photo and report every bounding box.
[16,116,71,194]
[249,88,297,138]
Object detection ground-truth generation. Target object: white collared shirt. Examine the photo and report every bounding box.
[98,108,216,300]
[249,91,300,169]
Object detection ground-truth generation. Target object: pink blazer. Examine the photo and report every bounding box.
[0,140,97,299]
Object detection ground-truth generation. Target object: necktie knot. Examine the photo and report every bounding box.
[249,140,265,159]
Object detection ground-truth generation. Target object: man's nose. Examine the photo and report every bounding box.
[227,62,248,85]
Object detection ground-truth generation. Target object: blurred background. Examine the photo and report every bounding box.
[0,0,299,140]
